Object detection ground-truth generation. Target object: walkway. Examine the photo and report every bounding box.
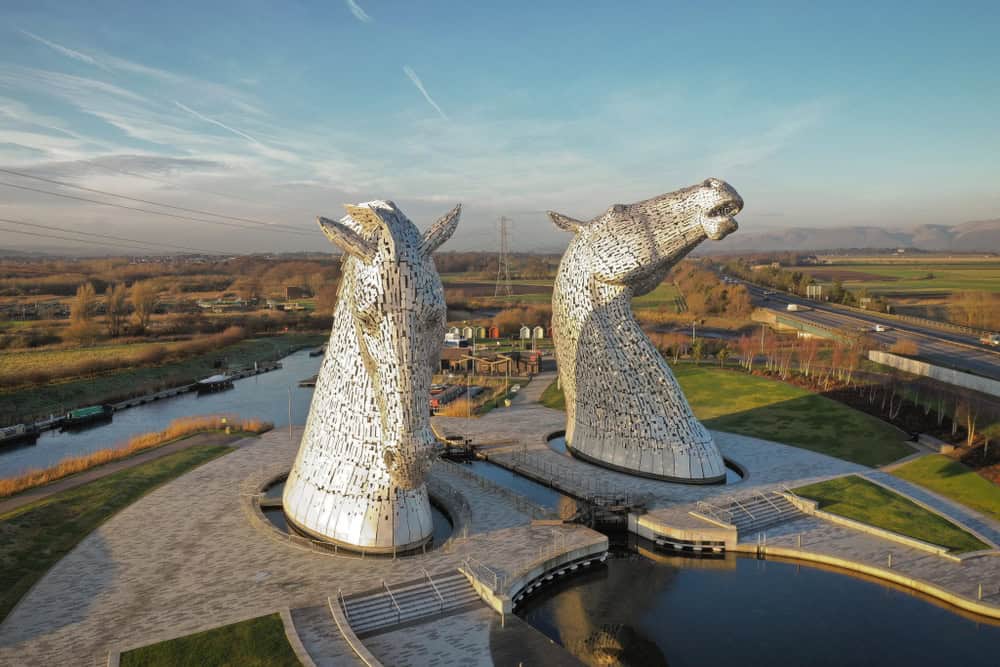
[862,471,1000,548]
[0,427,604,666]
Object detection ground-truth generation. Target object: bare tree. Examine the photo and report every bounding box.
[131,280,160,333]
[799,336,820,378]
[70,282,97,323]
[105,283,128,337]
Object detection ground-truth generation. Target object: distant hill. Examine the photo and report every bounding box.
[703,219,1000,253]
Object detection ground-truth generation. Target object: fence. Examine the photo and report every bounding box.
[435,459,554,520]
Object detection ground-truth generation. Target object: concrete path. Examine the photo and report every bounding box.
[862,471,1000,548]
[289,605,358,666]
[0,431,251,516]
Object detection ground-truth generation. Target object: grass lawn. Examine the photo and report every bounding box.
[673,365,911,466]
[541,365,911,466]
[120,613,300,667]
[891,455,1000,523]
[0,333,323,423]
[540,378,565,410]
[0,445,231,622]
[793,475,988,553]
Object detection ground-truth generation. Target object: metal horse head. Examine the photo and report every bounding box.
[319,200,460,488]
[548,178,743,296]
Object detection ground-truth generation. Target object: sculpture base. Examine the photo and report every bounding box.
[565,441,726,485]
[283,511,433,555]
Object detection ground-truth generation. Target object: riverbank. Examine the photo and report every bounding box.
[0,417,267,505]
[0,333,324,424]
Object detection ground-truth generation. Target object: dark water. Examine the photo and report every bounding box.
[518,545,1000,667]
[467,460,572,510]
[547,435,744,484]
[0,350,323,477]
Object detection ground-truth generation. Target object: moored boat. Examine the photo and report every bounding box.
[62,404,114,428]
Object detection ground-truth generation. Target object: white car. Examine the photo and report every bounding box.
[873,324,890,332]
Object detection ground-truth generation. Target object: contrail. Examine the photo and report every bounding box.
[403,66,448,121]
[346,0,373,23]
[174,101,261,144]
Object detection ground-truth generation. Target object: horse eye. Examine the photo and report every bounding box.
[356,310,380,333]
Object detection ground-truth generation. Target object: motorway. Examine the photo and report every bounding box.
[741,282,1000,381]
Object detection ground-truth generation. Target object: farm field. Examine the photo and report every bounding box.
[801,261,1000,295]
[442,273,682,310]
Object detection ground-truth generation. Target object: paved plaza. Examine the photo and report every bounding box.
[1,371,998,665]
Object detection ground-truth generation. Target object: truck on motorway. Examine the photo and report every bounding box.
[981,333,1000,346]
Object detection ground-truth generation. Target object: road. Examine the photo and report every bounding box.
[741,283,1000,381]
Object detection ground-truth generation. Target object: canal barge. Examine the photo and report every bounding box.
[0,423,40,447]
[195,374,234,394]
[62,404,114,428]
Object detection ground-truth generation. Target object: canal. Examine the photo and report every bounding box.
[517,540,1000,667]
[0,349,323,477]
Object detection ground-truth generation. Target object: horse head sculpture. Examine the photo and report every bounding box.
[549,178,742,483]
[283,200,459,551]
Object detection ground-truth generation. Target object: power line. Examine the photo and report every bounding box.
[0,166,311,233]
[0,180,317,237]
[83,160,254,205]
[0,221,194,254]
[0,217,217,254]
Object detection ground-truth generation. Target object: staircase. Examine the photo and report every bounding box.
[340,571,481,636]
[724,492,801,535]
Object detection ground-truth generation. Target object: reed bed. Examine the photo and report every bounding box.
[0,414,271,498]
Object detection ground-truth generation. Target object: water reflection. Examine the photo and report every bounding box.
[518,541,1000,667]
[0,350,322,477]
[466,460,576,515]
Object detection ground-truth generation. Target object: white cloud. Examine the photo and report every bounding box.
[346,0,373,23]
[403,66,448,121]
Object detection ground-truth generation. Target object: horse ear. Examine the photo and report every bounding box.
[318,216,375,262]
[548,210,586,233]
[421,204,461,256]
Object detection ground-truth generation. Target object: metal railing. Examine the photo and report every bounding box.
[437,459,553,520]
[338,588,350,624]
[463,556,508,594]
[422,568,445,613]
[506,448,633,499]
[695,500,734,525]
[382,580,402,625]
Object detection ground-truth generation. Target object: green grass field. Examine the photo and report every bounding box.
[0,333,323,423]
[803,262,1000,295]
[0,444,232,622]
[541,364,911,466]
[891,455,1000,523]
[120,613,300,667]
[793,475,988,553]
[631,282,681,309]
[540,378,565,410]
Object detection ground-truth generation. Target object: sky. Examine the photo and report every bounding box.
[0,0,998,254]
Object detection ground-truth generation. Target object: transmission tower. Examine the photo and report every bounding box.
[494,216,513,297]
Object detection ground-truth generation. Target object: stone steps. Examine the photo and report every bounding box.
[342,571,481,636]
[726,493,801,535]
